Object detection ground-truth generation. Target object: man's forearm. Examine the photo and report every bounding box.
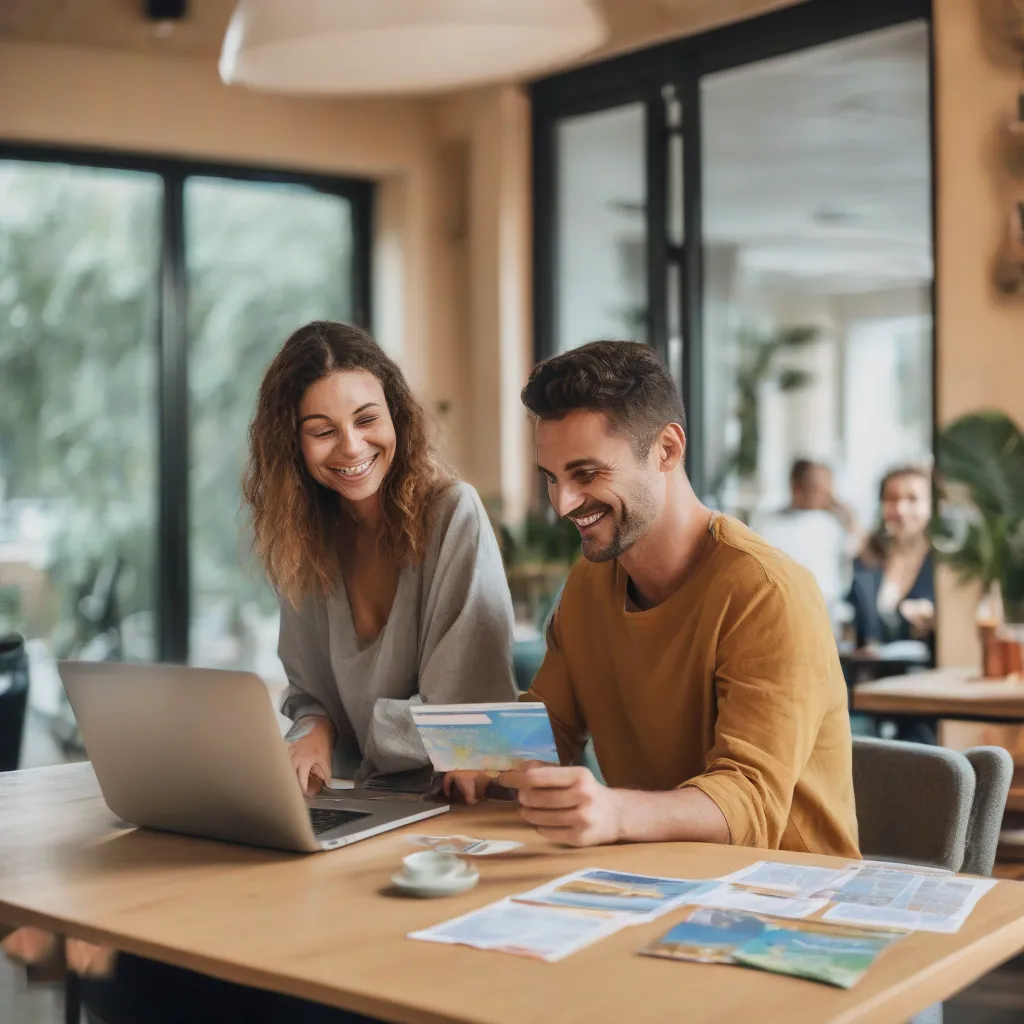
[613,785,731,845]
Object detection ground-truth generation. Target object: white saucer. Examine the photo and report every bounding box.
[391,865,480,898]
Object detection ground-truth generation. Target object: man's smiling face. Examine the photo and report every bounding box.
[536,409,661,563]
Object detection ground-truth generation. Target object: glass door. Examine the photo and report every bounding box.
[0,160,161,751]
[184,176,358,692]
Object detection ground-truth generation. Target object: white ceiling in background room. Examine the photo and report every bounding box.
[701,21,932,295]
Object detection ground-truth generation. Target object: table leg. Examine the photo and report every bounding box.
[65,971,81,1024]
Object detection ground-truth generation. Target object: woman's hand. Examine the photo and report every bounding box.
[287,716,335,796]
[900,598,935,636]
[443,761,553,805]
[2,927,117,978]
[442,771,493,805]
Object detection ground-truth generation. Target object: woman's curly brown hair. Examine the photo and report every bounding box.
[242,321,452,604]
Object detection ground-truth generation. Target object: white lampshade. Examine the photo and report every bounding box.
[219,0,607,95]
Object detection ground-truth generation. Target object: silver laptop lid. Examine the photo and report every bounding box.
[59,661,323,853]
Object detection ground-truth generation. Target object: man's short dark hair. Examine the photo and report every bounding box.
[521,341,687,457]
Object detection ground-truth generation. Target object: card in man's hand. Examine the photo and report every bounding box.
[410,703,559,772]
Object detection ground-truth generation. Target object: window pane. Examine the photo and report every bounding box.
[185,177,354,687]
[0,160,161,759]
[700,21,932,532]
[555,103,646,352]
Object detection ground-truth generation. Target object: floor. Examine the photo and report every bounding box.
[3,716,1024,1024]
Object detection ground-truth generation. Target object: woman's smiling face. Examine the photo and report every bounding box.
[298,370,396,506]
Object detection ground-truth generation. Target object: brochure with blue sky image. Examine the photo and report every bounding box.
[643,907,904,988]
[410,703,559,772]
[514,869,721,920]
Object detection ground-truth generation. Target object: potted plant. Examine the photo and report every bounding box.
[710,324,819,507]
[934,410,1024,637]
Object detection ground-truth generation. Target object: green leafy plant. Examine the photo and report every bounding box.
[712,324,819,492]
[499,508,581,569]
[935,410,1024,620]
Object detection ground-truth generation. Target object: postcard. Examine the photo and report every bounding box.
[642,907,903,988]
[641,906,769,964]
[409,703,559,772]
[513,868,722,920]
[731,918,904,989]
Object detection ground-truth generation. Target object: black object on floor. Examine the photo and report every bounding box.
[0,633,30,772]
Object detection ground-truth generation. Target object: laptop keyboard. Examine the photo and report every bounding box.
[308,808,371,837]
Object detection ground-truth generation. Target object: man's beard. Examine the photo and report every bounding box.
[576,480,659,563]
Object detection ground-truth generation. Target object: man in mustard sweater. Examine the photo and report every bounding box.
[447,341,859,858]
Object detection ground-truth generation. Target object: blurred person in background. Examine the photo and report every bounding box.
[847,465,934,654]
[753,459,862,614]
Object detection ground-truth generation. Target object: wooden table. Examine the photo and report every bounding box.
[4,764,1024,1024]
[852,668,1024,725]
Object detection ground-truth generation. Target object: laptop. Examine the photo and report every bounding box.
[58,661,449,853]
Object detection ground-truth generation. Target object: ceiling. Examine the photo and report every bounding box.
[702,19,932,295]
[0,1,927,296]
[562,19,931,297]
[0,0,800,66]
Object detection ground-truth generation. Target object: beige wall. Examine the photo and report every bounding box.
[433,88,533,523]
[0,41,437,372]
[0,40,534,518]
[933,0,1024,665]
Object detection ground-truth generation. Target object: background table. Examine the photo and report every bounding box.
[851,668,1024,725]
[4,762,1024,1024]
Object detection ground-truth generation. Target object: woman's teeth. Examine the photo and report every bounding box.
[330,454,377,479]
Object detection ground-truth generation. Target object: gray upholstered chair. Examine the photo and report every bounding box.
[852,736,1014,1024]
[962,746,1015,876]
[852,735,1012,873]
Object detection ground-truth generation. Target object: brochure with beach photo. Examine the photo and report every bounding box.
[642,907,904,989]
[409,703,559,772]
[512,868,723,921]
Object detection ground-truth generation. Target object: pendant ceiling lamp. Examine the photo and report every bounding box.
[219,0,608,95]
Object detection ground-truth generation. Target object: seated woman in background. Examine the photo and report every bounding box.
[245,319,518,787]
[847,465,935,655]
[4,321,517,1024]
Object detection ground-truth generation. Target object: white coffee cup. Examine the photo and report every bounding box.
[402,851,465,882]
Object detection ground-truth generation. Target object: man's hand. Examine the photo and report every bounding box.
[499,766,624,847]
[900,598,935,637]
[287,716,335,796]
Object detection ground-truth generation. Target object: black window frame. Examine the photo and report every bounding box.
[530,0,935,500]
[0,141,374,662]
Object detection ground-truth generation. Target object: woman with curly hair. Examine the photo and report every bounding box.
[5,322,516,1023]
[242,320,517,790]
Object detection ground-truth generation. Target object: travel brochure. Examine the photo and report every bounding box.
[408,898,628,963]
[513,869,722,920]
[408,858,998,984]
[642,907,904,989]
[409,703,559,772]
